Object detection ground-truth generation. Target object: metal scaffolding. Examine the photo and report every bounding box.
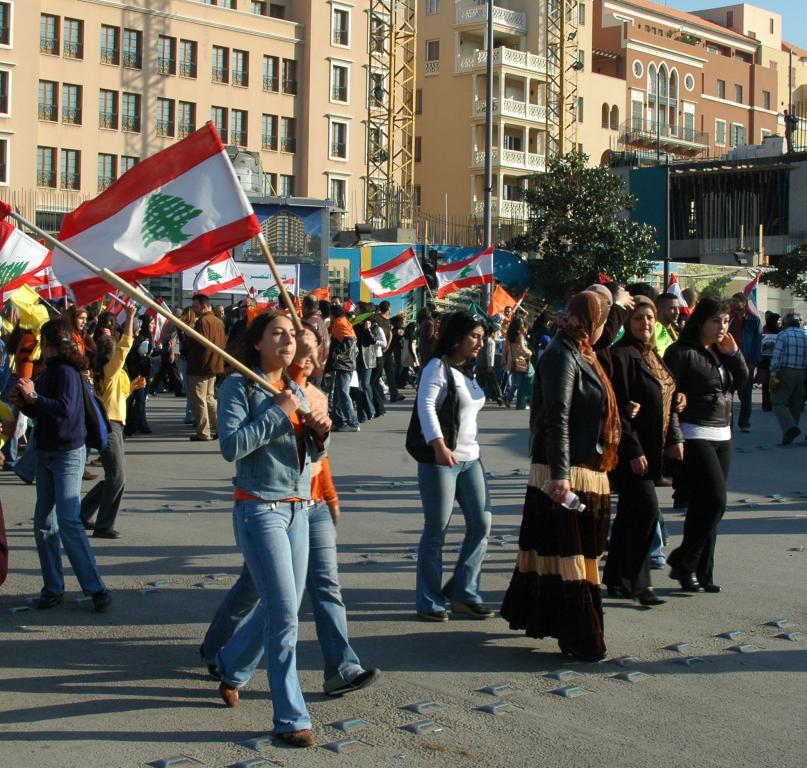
[366,0,417,229]
[545,0,580,158]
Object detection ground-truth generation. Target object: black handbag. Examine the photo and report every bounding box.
[405,357,459,463]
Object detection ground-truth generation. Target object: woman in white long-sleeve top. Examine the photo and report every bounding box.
[411,311,493,622]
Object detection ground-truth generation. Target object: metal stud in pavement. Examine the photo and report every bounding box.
[765,618,791,628]
[551,686,588,699]
[672,656,703,666]
[477,701,513,714]
[147,756,203,768]
[477,683,512,696]
[402,700,442,715]
[329,717,370,732]
[609,656,638,668]
[9,606,32,615]
[776,631,804,641]
[664,642,690,653]
[227,760,280,768]
[612,671,650,683]
[544,669,578,681]
[400,719,444,735]
[239,735,274,752]
[147,579,173,587]
[322,738,367,753]
[727,644,757,653]
[717,630,744,640]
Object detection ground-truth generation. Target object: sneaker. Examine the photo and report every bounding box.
[417,610,449,622]
[783,426,801,445]
[93,528,121,539]
[92,589,112,613]
[449,600,495,619]
[323,668,380,697]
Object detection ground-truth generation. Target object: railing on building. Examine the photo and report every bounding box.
[63,41,82,59]
[232,69,248,87]
[332,28,348,46]
[157,57,175,75]
[37,171,56,188]
[179,61,196,78]
[122,51,141,69]
[156,120,174,137]
[100,47,119,65]
[471,147,546,172]
[97,175,116,192]
[280,137,296,152]
[178,123,194,138]
[474,98,547,122]
[456,46,548,76]
[212,66,228,83]
[38,104,57,121]
[262,135,277,150]
[263,75,278,92]
[619,119,708,153]
[60,172,80,190]
[330,142,347,158]
[424,60,439,76]
[455,2,527,33]
[40,36,58,55]
[98,111,118,129]
[282,78,297,95]
[121,116,140,132]
[62,108,81,125]
[331,85,348,102]
[231,130,247,146]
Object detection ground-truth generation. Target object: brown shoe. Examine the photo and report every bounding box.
[275,729,315,748]
[82,469,98,481]
[218,682,239,707]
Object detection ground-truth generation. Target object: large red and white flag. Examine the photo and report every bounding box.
[667,273,690,317]
[193,252,246,296]
[0,221,51,295]
[435,246,494,298]
[53,122,261,305]
[360,247,426,298]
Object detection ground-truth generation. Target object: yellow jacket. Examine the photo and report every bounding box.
[97,334,133,424]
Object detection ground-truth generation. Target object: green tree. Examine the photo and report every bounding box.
[699,275,731,299]
[508,151,657,305]
[761,243,807,299]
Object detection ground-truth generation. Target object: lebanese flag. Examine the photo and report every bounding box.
[193,252,246,295]
[742,271,762,318]
[667,273,690,317]
[28,265,67,301]
[0,221,51,295]
[435,247,494,298]
[53,122,261,305]
[360,247,426,298]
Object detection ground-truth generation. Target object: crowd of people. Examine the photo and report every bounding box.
[2,274,799,747]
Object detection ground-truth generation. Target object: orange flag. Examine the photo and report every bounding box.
[488,284,517,317]
[308,286,330,301]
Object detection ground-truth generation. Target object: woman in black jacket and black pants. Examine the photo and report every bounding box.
[664,297,748,593]
[604,297,683,606]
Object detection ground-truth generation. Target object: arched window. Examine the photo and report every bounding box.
[669,68,679,101]
[602,103,610,128]
[658,63,669,97]
[647,62,657,95]
[610,104,619,129]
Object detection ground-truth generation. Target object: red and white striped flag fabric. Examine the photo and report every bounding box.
[193,252,246,296]
[360,247,426,298]
[53,122,261,305]
[435,246,494,298]
[28,265,67,301]
[667,273,690,317]
[0,221,51,295]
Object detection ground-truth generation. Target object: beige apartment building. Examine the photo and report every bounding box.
[0,0,375,231]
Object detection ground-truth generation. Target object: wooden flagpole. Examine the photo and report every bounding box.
[5,208,295,402]
[257,233,303,332]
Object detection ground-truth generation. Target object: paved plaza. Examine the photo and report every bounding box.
[0,392,805,768]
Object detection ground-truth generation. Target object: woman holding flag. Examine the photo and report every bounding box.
[124,315,156,436]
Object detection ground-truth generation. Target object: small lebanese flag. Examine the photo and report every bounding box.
[667,273,690,317]
[435,246,494,298]
[28,265,67,301]
[360,247,426,298]
[743,271,762,318]
[193,252,246,296]
[0,221,51,294]
[53,122,261,305]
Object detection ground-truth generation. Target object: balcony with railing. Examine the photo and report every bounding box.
[620,119,708,153]
[122,51,141,69]
[424,60,439,76]
[99,111,118,129]
[262,134,277,150]
[456,46,548,76]
[60,172,80,190]
[157,57,175,75]
[63,41,82,59]
[121,115,140,132]
[156,119,174,137]
[100,47,119,65]
[62,107,81,125]
[40,36,58,55]
[231,130,247,146]
[232,69,248,87]
[37,171,56,188]
[179,61,196,78]
[263,75,278,92]
[471,147,546,172]
[472,198,529,219]
[332,28,348,46]
[178,123,194,138]
[280,137,296,152]
[38,104,57,121]
[282,78,297,95]
[331,84,348,102]
[456,1,527,33]
[98,175,116,192]
[474,98,547,123]
[330,142,347,159]
[212,67,228,83]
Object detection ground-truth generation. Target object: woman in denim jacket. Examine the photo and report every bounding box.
[214,311,331,748]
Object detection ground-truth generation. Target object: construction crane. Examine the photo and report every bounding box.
[545,0,581,159]
[366,0,417,229]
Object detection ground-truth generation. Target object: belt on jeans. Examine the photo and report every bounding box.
[255,500,315,511]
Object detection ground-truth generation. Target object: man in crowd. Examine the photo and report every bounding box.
[328,304,360,432]
[186,293,226,442]
[654,292,681,356]
[770,312,807,445]
[302,294,329,381]
[375,301,404,403]
[728,292,762,433]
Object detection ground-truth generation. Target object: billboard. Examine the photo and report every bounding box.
[236,204,324,265]
[181,262,300,299]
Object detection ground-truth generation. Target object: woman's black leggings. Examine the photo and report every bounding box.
[667,439,731,586]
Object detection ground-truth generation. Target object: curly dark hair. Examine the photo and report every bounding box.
[41,319,89,371]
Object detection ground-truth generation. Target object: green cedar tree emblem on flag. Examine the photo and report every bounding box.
[379,272,399,291]
[141,193,203,248]
[458,265,473,279]
[0,261,29,287]
[206,267,223,282]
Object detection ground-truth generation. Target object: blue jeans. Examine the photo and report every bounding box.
[416,459,491,613]
[356,363,375,422]
[202,503,362,686]
[217,500,311,734]
[34,447,105,597]
[178,357,193,422]
[506,372,525,405]
[331,370,358,429]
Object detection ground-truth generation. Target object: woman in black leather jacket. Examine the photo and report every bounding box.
[501,291,621,662]
[664,297,748,593]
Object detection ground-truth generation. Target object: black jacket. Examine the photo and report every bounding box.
[531,332,606,480]
[330,335,358,372]
[664,339,748,429]
[610,343,682,482]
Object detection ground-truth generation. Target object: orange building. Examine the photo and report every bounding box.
[593,0,779,164]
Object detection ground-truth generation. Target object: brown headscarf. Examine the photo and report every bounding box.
[564,291,621,471]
